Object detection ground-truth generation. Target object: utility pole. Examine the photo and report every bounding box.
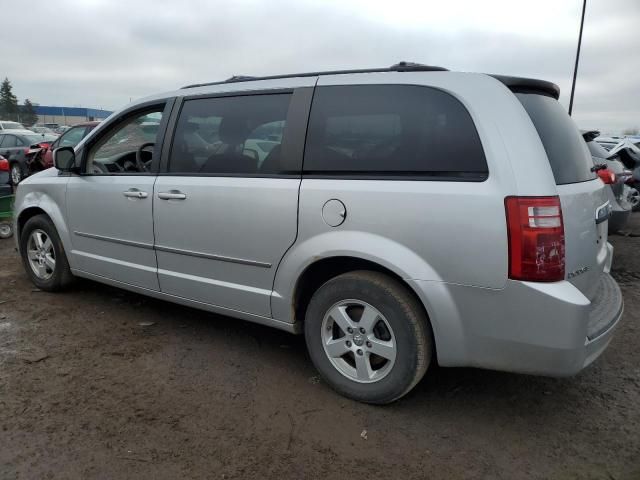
[568,0,587,116]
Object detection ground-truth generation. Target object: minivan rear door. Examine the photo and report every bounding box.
[516,93,608,300]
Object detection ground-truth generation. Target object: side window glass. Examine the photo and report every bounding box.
[0,135,4,147]
[304,85,487,179]
[3,135,17,148]
[169,94,291,175]
[59,127,86,148]
[86,109,163,174]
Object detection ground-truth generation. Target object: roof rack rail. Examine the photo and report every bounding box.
[181,61,448,89]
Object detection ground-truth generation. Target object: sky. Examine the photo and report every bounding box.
[1,0,638,133]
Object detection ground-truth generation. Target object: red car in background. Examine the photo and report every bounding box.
[41,121,101,167]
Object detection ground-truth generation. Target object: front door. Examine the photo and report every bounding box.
[153,89,311,316]
[66,102,172,290]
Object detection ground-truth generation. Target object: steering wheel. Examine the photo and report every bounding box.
[136,142,155,172]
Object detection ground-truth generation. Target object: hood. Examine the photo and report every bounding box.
[20,167,59,184]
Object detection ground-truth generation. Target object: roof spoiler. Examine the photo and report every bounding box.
[490,75,560,100]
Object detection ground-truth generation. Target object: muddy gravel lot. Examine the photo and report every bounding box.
[1,218,639,480]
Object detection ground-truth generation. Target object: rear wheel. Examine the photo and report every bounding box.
[304,270,433,404]
[19,214,74,291]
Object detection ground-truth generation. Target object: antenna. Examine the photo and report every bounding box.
[568,0,587,116]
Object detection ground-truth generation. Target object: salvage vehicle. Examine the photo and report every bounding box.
[0,131,57,185]
[39,121,101,169]
[583,130,632,232]
[13,63,623,403]
[605,137,640,211]
[0,121,27,132]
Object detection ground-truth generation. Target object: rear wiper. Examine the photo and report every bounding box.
[590,163,607,172]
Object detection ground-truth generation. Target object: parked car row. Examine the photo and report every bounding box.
[0,121,99,185]
[583,131,634,232]
[13,64,623,404]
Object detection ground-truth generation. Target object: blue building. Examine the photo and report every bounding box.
[33,105,113,126]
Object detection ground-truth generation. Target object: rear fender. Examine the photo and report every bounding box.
[271,230,442,324]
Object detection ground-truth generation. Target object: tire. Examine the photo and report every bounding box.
[304,270,433,404]
[19,214,74,291]
[10,162,23,186]
[0,221,12,239]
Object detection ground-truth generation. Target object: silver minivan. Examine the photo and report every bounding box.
[13,63,623,403]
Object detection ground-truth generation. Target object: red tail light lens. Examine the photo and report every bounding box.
[0,158,8,171]
[597,169,616,185]
[505,196,565,282]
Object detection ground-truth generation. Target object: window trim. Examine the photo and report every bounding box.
[301,84,489,182]
[159,87,313,178]
[77,98,175,176]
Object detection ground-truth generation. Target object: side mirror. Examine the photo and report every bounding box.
[53,146,76,171]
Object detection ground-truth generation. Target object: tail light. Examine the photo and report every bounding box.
[0,158,8,171]
[505,196,565,282]
[597,169,616,184]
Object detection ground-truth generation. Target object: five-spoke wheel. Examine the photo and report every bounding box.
[26,229,56,280]
[305,270,433,404]
[322,300,396,383]
[20,214,74,291]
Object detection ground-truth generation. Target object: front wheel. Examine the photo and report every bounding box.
[304,270,433,404]
[20,214,74,291]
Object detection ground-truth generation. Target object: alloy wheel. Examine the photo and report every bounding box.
[321,299,397,383]
[26,229,56,280]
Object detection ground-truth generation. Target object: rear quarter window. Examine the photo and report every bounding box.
[516,93,595,185]
[304,85,488,180]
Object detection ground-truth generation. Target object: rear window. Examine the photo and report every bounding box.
[516,93,595,185]
[304,85,488,180]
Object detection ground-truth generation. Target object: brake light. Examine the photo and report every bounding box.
[0,158,8,171]
[505,196,565,282]
[597,169,616,185]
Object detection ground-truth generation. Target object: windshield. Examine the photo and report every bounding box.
[516,93,596,185]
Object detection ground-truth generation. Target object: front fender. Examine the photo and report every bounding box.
[271,230,443,323]
[14,183,72,266]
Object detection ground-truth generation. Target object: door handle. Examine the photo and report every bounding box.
[158,191,187,200]
[123,189,148,199]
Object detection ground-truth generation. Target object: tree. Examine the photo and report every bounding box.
[20,99,38,126]
[623,127,639,136]
[0,77,19,121]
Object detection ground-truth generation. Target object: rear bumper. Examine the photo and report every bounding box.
[409,272,623,377]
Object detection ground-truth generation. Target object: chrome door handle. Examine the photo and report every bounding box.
[158,191,187,200]
[123,189,148,199]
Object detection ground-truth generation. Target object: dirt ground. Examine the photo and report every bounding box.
[1,217,639,480]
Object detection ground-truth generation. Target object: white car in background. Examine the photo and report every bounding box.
[0,121,28,132]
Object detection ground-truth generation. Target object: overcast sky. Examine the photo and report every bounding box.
[1,0,638,133]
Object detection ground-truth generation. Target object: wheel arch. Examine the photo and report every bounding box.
[15,193,73,263]
[283,255,439,364]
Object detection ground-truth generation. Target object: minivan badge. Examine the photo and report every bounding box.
[567,266,589,279]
